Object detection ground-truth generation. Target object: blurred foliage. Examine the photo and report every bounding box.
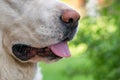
[70,0,120,80]
[41,55,93,80]
[41,0,120,80]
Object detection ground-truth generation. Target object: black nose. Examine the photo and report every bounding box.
[60,9,80,41]
[60,9,80,27]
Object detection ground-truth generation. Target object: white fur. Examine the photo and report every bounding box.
[0,0,77,80]
[34,65,42,80]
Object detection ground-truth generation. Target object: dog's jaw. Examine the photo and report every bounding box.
[11,41,71,63]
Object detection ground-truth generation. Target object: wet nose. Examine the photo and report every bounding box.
[60,9,80,27]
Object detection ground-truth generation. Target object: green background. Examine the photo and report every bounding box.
[40,0,120,80]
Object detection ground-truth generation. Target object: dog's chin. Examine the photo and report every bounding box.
[12,41,71,63]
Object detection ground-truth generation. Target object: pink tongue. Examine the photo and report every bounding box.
[50,42,71,57]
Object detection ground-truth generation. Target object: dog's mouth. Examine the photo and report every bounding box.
[12,42,71,61]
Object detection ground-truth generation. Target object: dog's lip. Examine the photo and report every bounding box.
[12,43,66,61]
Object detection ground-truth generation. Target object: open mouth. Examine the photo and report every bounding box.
[12,42,71,61]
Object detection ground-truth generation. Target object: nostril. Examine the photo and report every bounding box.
[60,16,74,24]
[60,9,80,26]
[68,18,74,24]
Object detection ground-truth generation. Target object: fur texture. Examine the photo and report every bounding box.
[0,0,79,80]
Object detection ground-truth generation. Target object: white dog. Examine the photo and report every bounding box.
[0,0,80,80]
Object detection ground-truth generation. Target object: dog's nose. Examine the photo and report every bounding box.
[60,9,80,27]
[60,9,80,41]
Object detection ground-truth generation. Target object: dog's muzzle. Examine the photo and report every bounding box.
[12,9,80,62]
